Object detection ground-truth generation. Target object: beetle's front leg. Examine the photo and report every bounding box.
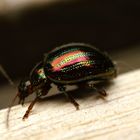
[23,89,49,120]
[23,84,51,120]
[22,96,40,120]
[57,85,80,110]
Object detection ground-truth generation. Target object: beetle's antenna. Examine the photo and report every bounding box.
[6,92,19,128]
[0,65,18,127]
[0,65,15,87]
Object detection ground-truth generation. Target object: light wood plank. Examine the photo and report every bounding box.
[0,69,140,140]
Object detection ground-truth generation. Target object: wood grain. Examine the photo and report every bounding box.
[0,69,140,140]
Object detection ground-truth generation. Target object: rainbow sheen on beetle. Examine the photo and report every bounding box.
[43,43,116,84]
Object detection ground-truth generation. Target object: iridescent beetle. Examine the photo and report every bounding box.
[7,43,117,120]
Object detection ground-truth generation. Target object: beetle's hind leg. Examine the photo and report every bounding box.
[88,83,107,97]
[58,85,79,110]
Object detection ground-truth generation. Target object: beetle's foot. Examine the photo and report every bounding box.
[74,103,80,110]
[66,92,80,110]
[58,85,80,110]
[88,84,108,100]
[98,89,107,97]
[95,88,108,101]
[22,110,30,120]
[88,83,107,97]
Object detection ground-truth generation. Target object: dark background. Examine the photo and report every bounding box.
[0,0,140,80]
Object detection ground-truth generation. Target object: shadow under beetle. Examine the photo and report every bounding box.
[8,43,117,120]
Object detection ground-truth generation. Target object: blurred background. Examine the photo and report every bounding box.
[0,0,140,109]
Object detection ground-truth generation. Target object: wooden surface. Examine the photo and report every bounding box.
[0,69,140,140]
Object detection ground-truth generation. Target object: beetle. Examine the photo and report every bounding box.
[8,43,117,120]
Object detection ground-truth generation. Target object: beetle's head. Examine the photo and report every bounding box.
[18,78,33,105]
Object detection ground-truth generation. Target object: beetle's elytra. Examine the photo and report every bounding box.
[9,43,117,120]
[43,43,116,84]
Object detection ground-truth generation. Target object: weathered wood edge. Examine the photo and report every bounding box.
[0,69,140,140]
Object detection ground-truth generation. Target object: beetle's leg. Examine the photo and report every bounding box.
[23,84,51,120]
[88,83,107,97]
[96,88,107,97]
[23,83,52,119]
[22,96,40,120]
[58,85,79,110]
